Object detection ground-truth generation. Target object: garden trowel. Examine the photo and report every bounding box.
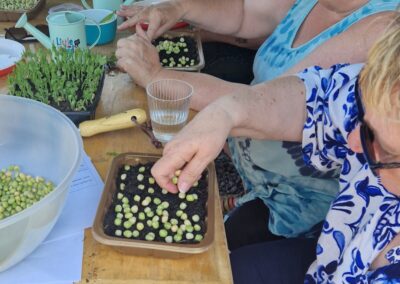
[79,108,147,137]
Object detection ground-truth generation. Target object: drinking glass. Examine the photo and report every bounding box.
[146,79,193,143]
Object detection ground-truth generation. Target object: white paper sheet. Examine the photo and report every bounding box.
[0,232,84,284]
[0,152,104,283]
[45,153,104,243]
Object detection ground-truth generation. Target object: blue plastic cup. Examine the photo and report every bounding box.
[79,9,117,46]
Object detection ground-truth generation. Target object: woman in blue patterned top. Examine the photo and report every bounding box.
[150,18,400,283]
[116,0,399,249]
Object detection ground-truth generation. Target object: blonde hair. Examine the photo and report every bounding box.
[360,15,400,120]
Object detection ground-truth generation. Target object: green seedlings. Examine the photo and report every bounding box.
[0,0,39,10]
[8,47,106,112]
[115,229,122,237]
[0,166,55,221]
[120,173,127,181]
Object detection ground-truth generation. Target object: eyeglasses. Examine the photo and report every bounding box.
[131,116,163,149]
[5,25,49,43]
[355,79,400,176]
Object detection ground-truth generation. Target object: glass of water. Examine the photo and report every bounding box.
[146,79,193,143]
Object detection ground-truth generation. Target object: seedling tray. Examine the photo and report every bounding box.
[92,152,216,258]
[63,69,105,126]
[154,30,205,72]
[0,0,46,22]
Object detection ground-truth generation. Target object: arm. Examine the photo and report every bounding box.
[115,28,249,111]
[118,0,294,40]
[151,76,306,193]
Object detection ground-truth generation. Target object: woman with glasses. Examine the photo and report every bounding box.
[116,0,399,252]
[150,18,400,283]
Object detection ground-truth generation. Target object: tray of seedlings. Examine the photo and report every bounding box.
[154,30,205,72]
[0,0,46,22]
[92,152,216,258]
[7,47,107,126]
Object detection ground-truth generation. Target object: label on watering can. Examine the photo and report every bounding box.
[55,37,81,50]
[48,12,88,51]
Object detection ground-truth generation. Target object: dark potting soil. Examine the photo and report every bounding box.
[103,162,208,244]
[215,152,245,197]
[154,36,200,68]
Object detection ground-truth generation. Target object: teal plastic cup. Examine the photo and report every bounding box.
[80,9,117,46]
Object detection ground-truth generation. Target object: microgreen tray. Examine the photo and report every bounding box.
[92,152,216,258]
[0,0,46,22]
[63,69,105,126]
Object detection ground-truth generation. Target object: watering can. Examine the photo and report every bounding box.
[81,0,136,11]
[15,11,101,51]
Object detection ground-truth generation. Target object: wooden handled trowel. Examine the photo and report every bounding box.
[79,108,147,137]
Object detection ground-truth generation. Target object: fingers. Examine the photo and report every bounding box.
[117,8,148,30]
[151,151,191,193]
[177,153,210,193]
[135,23,151,42]
[117,5,144,17]
[146,14,162,40]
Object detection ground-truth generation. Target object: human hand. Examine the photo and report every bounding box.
[151,104,235,194]
[115,25,162,87]
[117,1,184,40]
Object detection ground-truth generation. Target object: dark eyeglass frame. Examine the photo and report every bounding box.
[4,25,49,43]
[355,79,400,176]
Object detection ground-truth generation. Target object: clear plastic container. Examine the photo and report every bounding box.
[0,95,83,272]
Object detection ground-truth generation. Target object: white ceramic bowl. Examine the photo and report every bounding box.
[0,39,25,77]
[0,95,83,272]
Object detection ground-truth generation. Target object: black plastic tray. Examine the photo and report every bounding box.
[63,70,106,126]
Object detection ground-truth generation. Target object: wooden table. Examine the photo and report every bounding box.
[0,1,233,283]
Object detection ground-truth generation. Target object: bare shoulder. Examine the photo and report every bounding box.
[344,11,399,49]
[237,0,295,38]
[246,0,295,24]
[284,11,399,76]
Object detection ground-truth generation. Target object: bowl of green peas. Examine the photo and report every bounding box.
[0,95,83,271]
[92,153,216,258]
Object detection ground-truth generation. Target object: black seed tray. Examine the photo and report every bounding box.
[153,31,205,72]
[92,153,216,258]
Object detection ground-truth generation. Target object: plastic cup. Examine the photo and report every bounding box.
[146,79,193,143]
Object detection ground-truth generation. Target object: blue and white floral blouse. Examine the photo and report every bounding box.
[298,64,400,283]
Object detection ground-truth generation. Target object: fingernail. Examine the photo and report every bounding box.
[178,181,190,193]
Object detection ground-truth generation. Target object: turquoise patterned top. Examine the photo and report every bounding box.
[228,0,399,238]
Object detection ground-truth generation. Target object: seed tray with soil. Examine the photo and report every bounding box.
[92,153,215,258]
[153,31,205,72]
